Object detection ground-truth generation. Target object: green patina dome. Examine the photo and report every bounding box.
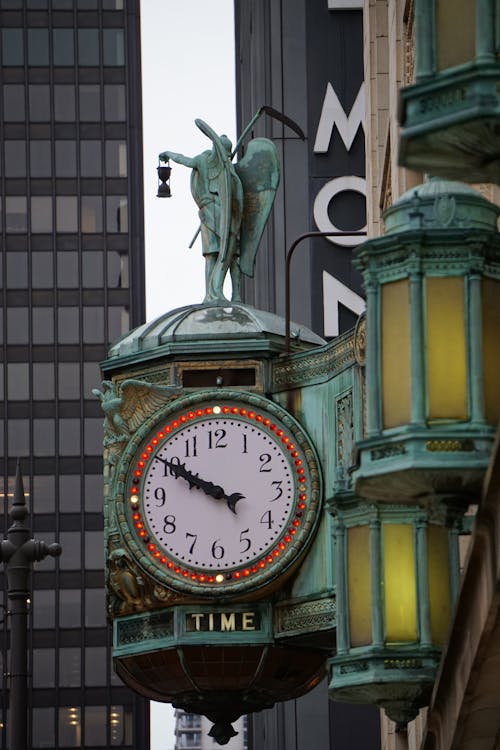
[383,177,499,235]
[105,301,324,367]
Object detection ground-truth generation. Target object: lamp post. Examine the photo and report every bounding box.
[0,461,61,750]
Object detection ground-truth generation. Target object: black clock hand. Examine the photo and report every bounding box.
[160,458,245,514]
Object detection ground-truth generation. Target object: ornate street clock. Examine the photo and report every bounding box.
[100,116,335,746]
[118,391,321,597]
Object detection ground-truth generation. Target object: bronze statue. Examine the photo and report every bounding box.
[160,117,282,303]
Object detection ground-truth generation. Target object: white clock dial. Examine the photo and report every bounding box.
[123,395,321,595]
[143,417,294,569]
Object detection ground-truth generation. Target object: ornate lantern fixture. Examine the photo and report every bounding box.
[329,501,461,727]
[398,0,500,183]
[353,178,500,503]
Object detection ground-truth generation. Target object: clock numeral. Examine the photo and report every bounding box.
[260,510,273,529]
[269,480,283,502]
[184,435,197,458]
[242,434,248,454]
[259,453,272,472]
[163,514,176,534]
[211,539,225,560]
[207,428,227,449]
[185,532,197,554]
[239,528,251,553]
[154,487,166,507]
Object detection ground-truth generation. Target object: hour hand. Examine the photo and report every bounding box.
[160,458,245,513]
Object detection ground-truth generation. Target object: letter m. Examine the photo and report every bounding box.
[220,613,236,631]
[314,82,365,153]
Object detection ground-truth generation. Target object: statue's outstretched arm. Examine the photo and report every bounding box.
[159,150,197,169]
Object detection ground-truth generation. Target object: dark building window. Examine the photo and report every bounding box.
[33,589,56,628]
[57,251,79,287]
[28,29,50,67]
[85,531,104,570]
[33,308,55,345]
[59,706,81,747]
[31,196,53,233]
[104,85,125,121]
[106,141,127,177]
[56,196,78,232]
[85,706,107,747]
[58,363,81,400]
[103,29,125,66]
[59,588,81,628]
[55,141,77,177]
[79,84,101,121]
[33,418,55,456]
[30,142,52,178]
[33,475,55,513]
[5,141,26,177]
[3,85,25,121]
[32,708,55,749]
[60,474,81,513]
[80,141,102,177]
[84,474,103,512]
[29,85,51,121]
[6,252,28,289]
[106,196,128,232]
[59,648,82,687]
[54,85,76,121]
[85,588,106,627]
[81,196,103,233]
[78,29,100,66]
[33,648,56,688]
[53,28,74,66]
[7,307,29,343]
[7,363,29,400]
[5,197,27,232]
[8,419,29,456]
[59,418,81,454]
[83,306,104,343]
[32,252,54,289]
[33,363,55,400]
[85,646,107,686]
[2,29,24,65]
[83,251,104,287]
[59,532,81,570]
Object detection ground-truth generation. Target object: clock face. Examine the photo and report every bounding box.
[120,393,321,596]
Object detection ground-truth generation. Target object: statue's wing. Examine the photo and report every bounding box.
[119,380,182,433]
[235,138,280,278]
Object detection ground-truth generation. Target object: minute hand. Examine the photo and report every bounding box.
[163,459,245,514]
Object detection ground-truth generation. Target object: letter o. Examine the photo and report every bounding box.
[313,176,367,247]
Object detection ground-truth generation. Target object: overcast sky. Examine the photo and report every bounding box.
[140,2,236,748]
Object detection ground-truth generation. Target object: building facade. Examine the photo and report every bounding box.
[0,0,147,747]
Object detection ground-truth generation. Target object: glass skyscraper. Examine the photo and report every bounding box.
[0,0,147,747]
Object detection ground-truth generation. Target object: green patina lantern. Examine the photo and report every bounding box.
[353,178,500,503]
[327,178,499,724]
[329,501,462,727]
[399,0,500,183]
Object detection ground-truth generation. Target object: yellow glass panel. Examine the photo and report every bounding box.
[436,0,476,71]
[383,524,417,643]
[426,277,467,420]
[347,526,372,647]
[482,278,500,425]
[427,525,452,646]
[382,280,411,428]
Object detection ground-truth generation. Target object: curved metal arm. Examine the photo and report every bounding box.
[285,231,366,354]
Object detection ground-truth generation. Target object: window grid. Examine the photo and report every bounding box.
[0,3,144,749]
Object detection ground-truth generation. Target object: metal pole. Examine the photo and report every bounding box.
[285,230,366,353]
[0,461,61,750]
